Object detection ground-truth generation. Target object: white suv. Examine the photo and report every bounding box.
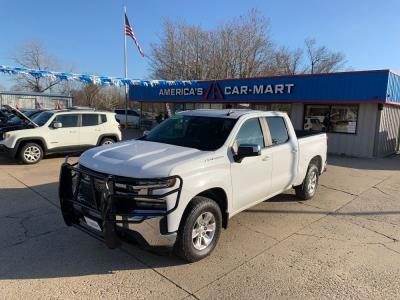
[0,106,121,164]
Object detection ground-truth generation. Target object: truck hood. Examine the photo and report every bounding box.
[79,139,205,178]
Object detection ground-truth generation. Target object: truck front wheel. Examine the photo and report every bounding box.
[295,164,319,200]
[174,196,222,262]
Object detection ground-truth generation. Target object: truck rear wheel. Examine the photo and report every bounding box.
[19,142,43,164]
[174,196,222,262]
[295,164,319,200]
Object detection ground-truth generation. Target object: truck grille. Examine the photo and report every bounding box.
[74,165,182,216]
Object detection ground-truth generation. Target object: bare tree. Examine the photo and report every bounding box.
[304,38,346,74]
[266,47,304,75]
[151,11,348,80]
[10,40,68,93]
[71,85,125,111]
[150,10,273,80]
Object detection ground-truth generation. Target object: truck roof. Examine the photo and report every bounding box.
[178,109,287,119]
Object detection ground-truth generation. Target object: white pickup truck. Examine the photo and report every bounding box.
[59,109,327,262]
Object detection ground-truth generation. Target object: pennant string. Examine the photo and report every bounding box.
[0,65,197,87]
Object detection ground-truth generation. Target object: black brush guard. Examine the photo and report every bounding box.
[59,162,182,249]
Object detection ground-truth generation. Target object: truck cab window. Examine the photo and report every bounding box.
[266,117,289,145]
[235,118,264,147]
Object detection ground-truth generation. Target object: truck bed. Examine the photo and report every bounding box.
[295,130,326,139]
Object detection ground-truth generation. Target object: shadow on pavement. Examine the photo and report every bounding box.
[0,153,81,166]
[244,208,400,216]
[0,182,185,281]
[327,154,400,171]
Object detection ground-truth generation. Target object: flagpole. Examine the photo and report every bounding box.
[123,6,128,129]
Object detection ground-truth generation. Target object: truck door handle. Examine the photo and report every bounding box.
[262,155,271,161]
[291,149,298,153]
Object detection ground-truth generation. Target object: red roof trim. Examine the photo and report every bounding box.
[132,99,387,104]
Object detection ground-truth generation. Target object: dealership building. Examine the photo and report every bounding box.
[130,69,400,158]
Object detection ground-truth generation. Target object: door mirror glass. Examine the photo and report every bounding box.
[53,122,63,129]
[234,144,261,162]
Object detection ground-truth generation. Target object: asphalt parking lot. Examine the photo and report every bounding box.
[1,147,400,299]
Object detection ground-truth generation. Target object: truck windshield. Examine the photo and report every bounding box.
[142,115,237,151]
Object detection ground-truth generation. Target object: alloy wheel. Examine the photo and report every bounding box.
[308,171,317,194]
[192,212,216,250]
[24,146,41,163]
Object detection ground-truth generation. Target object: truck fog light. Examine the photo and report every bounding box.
[167,178,176,188]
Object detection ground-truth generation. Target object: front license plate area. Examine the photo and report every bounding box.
[77,179,97,207]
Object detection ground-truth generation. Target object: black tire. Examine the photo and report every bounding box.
[100,137,115,146]
[295,164,319,200]
[174,196,222,262]
[19,142,43,164]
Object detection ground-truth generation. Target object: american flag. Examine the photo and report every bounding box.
[54,101,62,110]
[125,14,145,57]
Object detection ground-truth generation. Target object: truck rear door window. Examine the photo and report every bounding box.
[266,117,289,145]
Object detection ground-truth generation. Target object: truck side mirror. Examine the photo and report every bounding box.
[234,144,261,163]
[53,122,63,129]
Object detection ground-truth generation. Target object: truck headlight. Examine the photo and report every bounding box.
[115,178,176,191]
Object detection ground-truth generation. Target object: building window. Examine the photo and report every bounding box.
[210,104,223,109]
[329,105,358,133]
[174,103,184,112]
[184,103,195,110]
[195,103,211,109]
[304,104,359,134]
[235,103,251,109]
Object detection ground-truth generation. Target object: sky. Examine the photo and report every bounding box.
[0,0,400,89]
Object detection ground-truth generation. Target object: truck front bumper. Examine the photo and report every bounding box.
[59,161,182,249]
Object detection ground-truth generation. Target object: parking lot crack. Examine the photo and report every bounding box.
[237,222,279,242]
[360,216,400,228]
[194,194,359,295]
[372,186,392,196]
[297,201,325,210]
[319,184,358,196]
[379,243,400,256]
[345,219,399,242]
[117,247,198,299]
[294,232,347,242]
